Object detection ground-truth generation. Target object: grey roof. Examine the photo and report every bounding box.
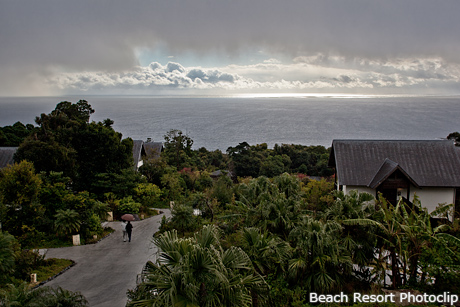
[143,142,163,159]
[132,140,145,170]
[0,147,18,168]
[329,140,460,188]
[210,170,232,178]
[367,158,419,189]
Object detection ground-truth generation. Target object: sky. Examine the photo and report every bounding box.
[1,0,460,96]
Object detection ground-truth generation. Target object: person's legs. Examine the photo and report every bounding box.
[123,231,127,241]
[128,232,132,242]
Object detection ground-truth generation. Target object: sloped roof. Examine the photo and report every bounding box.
[132,140,145,170]
[0,147,18,168]
[210,170,233,178]
[367,158,419,189]
[329,140,460,187]
[143,142,163,159]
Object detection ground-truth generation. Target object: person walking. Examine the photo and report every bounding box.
[126,221,133,242]
[121,220,127,242]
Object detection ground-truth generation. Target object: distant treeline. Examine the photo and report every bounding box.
[2,119,334,178]
[0,122,35,147]
[226,142,333,178]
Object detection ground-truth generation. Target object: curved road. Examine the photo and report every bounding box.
[43,210,170,307]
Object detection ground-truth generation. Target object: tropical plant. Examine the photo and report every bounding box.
[398,199,460,287]
[34,286,89,307]
[0,283,88,307]
[240,227,291,276]
[324,190,375,222]
[326,191,377,270]
[168,203,200,234]
[235,174,303,239]
[128,225,267,307]
[343,195,404,288]
[54,209,81,236]
[288,216,352,293]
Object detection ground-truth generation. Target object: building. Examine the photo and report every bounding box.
[132,140,164,171]
[328,140,460,217]
[0,147,17,169]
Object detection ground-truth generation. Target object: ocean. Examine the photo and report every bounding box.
[1,95,459,151]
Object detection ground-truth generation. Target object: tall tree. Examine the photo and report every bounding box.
[15,100,133,192]
[163,129,195,169]
[0,161,43,238]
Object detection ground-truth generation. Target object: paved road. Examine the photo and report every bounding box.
[43,210,170,307]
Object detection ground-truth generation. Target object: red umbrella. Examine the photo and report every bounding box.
[121,214,135,221]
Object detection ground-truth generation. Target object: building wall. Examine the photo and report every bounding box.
[342,185,376,196]
[404,186,455,217]
[343,185,455,219]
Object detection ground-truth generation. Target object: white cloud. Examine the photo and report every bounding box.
[47,55,460,95]
[2,1,460,95]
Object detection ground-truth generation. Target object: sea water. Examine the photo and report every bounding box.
[0,95,459,151]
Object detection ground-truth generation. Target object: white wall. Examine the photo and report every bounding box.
[343,185,455,220]
[343,185,376,196]
[407,187,455,217]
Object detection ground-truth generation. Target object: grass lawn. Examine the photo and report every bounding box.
[34,258,74,284]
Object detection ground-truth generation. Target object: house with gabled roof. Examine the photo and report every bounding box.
[143,141,164,160]
[328,140,460,217]
[132,140,145,171]
[132,140,164,171]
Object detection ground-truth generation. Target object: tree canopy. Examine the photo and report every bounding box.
[14,100,133,192]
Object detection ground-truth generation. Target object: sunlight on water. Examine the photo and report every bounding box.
[233,93,415,99]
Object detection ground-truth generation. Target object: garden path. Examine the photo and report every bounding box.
[42,209,171,307]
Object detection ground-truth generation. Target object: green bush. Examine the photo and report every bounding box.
[117,196,141,215]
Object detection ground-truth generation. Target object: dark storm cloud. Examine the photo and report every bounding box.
[1,0,460,95]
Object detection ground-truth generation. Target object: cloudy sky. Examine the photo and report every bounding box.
[1,0,460,96]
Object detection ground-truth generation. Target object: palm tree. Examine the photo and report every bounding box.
[0,283,88,307]
[398,198,460,286]
[344,195,460,289]
[34,287,88,307]
[128,225,268,307]
[288,216,352,293]
[240,227,291,276]
[54,209,81,237]
[325,191,377,277]
[343,195,406,288]
[235,175,303,239]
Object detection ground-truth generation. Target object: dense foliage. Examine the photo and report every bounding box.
[131,171,460,306]
[0,122,35,147]
[14,100,134,192]
[0,101,154,294]
[227,142,333,179]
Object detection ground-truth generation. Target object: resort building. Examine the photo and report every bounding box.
[328,139,460,218]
